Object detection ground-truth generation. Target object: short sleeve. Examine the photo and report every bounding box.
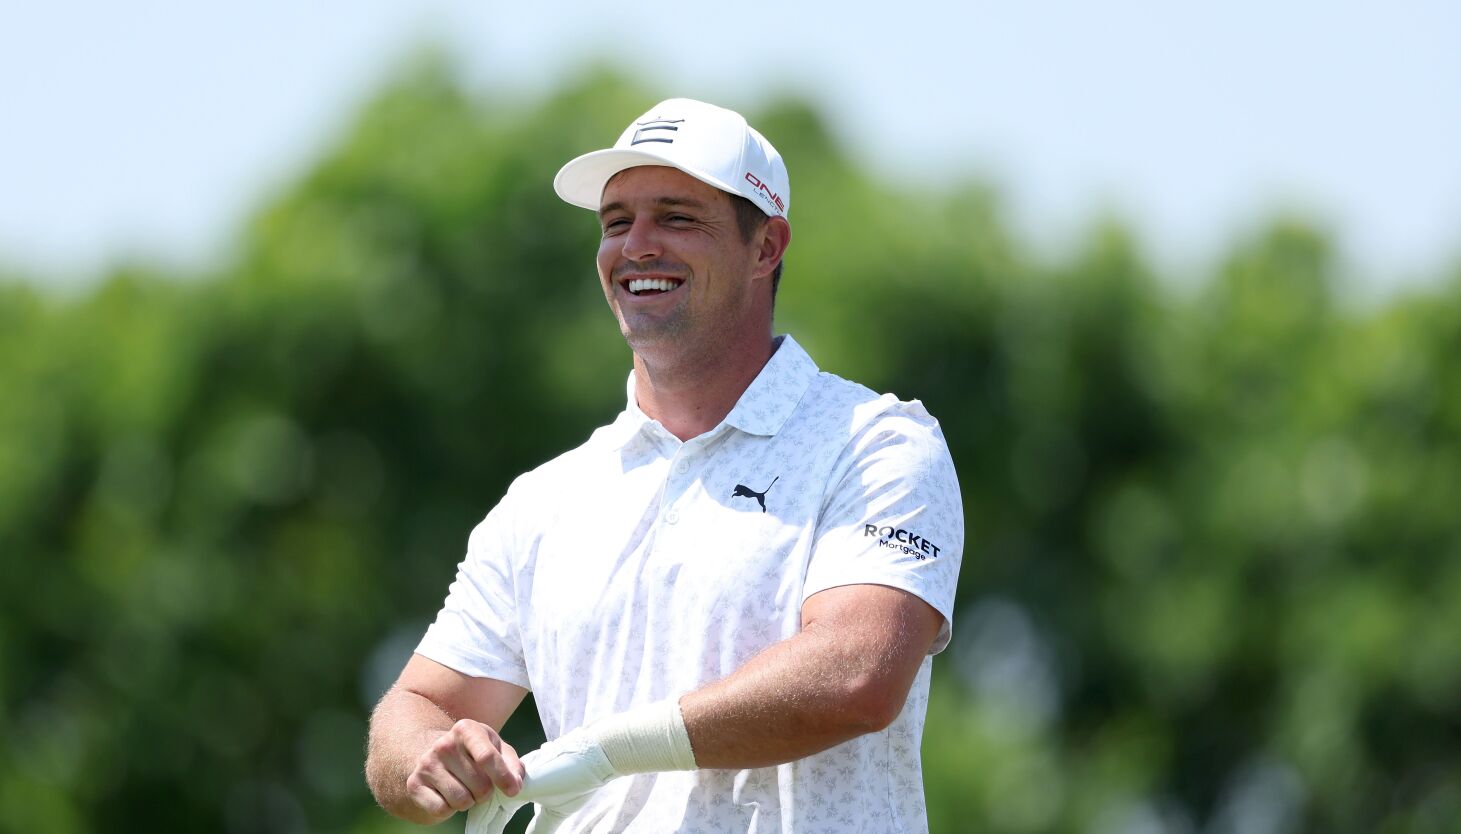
[415,492,531,688]
[803,402,964,654]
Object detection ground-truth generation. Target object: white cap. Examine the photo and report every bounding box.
[554,98,790,219]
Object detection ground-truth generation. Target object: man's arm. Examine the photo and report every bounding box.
[680,582,944,768]
[459,582,943,833]
[366,654,531,824]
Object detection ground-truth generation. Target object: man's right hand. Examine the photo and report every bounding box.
[404,718,526,823]
[468,728,619,834]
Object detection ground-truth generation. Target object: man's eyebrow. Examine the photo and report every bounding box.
[654,196,710,210]
[598,196,710,220]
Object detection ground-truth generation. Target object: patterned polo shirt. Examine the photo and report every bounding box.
[418,335,964,834]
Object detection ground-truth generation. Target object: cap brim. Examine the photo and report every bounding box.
[553,148,743,211]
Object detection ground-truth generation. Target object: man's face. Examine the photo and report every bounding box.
[596,166,764,356]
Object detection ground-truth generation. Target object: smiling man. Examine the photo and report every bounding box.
[366,99,964,834]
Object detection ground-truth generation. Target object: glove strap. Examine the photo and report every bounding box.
[592,699,698,774]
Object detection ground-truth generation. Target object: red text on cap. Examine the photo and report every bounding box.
[744,172,786,214]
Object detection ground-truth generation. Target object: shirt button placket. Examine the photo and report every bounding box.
[663,453,690,526]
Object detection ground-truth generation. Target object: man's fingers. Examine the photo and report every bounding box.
[499,739,526,795]
[403,719,526,821]
[404,771,455,820]
[413,728,489,813]
[413,760,478,813]
[435,725,493,802]
[454,721,524,797]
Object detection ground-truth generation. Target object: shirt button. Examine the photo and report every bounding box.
[665,509,680,524]
[676,461,690,475]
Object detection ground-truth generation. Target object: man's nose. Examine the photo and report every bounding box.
[620,216,663,261]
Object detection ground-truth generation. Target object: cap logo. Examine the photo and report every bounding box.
[744,171,786,214]
[631,118,684,145]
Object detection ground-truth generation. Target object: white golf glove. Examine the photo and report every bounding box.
[466,729,616,834]
[466,700,697,834]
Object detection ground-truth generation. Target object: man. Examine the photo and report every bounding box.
[366,98,963,833]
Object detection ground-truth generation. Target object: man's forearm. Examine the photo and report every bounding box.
[367,655,530,825]
[679,588,935,769]
[449,587,940,832]
[366,686,456,823]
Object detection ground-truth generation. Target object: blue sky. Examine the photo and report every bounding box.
[2,1,1458,293]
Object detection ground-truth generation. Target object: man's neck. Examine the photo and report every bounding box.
[632,335,778,442]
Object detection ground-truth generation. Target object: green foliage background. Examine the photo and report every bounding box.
[3,59,1460,833]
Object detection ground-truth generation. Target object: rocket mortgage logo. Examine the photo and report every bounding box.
[864,524,943,560]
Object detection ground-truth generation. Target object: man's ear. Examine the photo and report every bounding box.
[754,217,792,279]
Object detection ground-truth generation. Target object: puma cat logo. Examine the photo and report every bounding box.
[731,477,779,513]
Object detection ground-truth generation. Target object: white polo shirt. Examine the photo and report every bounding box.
[418,335,963,834]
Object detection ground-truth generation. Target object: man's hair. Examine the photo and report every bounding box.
[727,193,785,298]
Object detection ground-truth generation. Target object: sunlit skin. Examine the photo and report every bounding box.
[597,165,790,441]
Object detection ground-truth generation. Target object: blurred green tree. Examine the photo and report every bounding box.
[1,51,1459,834]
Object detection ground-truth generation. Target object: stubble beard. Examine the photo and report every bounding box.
[606,261,758,379]
[617,297,693,366]
[606,261,696,365]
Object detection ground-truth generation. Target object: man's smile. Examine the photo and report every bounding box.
[623,276,685,297]
[613,260,689,301]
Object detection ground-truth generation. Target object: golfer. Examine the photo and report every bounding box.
[366,98,963,833]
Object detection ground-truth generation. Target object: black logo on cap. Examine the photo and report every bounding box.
[631,118,684,145]
[732,477,778,513]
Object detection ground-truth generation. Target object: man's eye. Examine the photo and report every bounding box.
[666,214,693,224]
[602,219,629,234]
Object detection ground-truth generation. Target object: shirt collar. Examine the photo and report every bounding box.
[722,334,819,437]
[604,335,820,449]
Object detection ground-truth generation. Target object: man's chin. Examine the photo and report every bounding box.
[617,315,686,348]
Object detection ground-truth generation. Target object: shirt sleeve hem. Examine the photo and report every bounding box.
[414,638,533,690]
[801,575,955,656]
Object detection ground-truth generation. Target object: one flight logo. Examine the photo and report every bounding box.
[864,524,942,560]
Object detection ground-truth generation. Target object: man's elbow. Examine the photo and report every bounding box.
[363,749,394,811]
[838,674,910,734]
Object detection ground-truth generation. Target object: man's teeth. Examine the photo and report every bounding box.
[627,278,680,295]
